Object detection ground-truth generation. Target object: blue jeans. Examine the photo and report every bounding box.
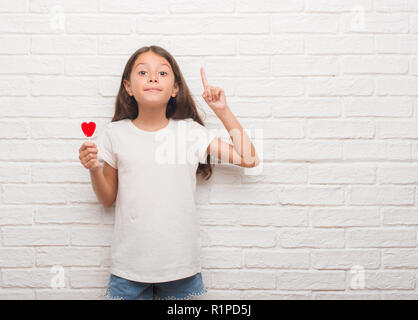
[104,272,207,300]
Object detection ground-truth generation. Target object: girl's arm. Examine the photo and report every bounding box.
[79,141,118,207]
[89,162,118,208]
[209,106,260,168]
[200,67,260,168]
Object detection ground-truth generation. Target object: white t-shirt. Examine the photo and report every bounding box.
[96,117,217,283]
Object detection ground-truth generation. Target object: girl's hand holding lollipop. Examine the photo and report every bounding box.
[79,121,100,172]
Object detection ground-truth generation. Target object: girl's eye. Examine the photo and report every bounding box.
[138,71,168,76]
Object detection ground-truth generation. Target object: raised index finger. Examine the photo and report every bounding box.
[200,67,209,88]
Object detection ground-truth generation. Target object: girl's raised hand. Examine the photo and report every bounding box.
[200,67,228,112]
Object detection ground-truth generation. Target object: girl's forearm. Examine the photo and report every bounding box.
[89,167,115,208]
[214,106,260,167]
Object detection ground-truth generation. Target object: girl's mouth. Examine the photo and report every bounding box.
[145,87,162,92]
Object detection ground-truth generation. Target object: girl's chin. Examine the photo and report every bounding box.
[137,97,170,104]
[142,96,166,100]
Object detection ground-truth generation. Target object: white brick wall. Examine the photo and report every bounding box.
[0,0,417,300]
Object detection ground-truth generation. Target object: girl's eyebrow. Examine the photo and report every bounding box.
[135,62,170,69]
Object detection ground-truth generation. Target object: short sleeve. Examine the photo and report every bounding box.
[96,124,117,169]
[190,120,217,164]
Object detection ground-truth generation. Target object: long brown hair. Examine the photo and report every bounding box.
[111,45,213,180]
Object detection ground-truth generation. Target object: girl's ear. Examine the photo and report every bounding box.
[123,79,133,96]
[172,82,179,98]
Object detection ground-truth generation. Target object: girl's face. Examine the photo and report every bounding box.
[123,51,179,106]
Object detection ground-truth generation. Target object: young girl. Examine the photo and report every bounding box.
[78,45,260,300]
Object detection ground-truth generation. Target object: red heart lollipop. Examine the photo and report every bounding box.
[81,121,96,138]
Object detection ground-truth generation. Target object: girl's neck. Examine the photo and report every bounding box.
[133,109,169,130]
